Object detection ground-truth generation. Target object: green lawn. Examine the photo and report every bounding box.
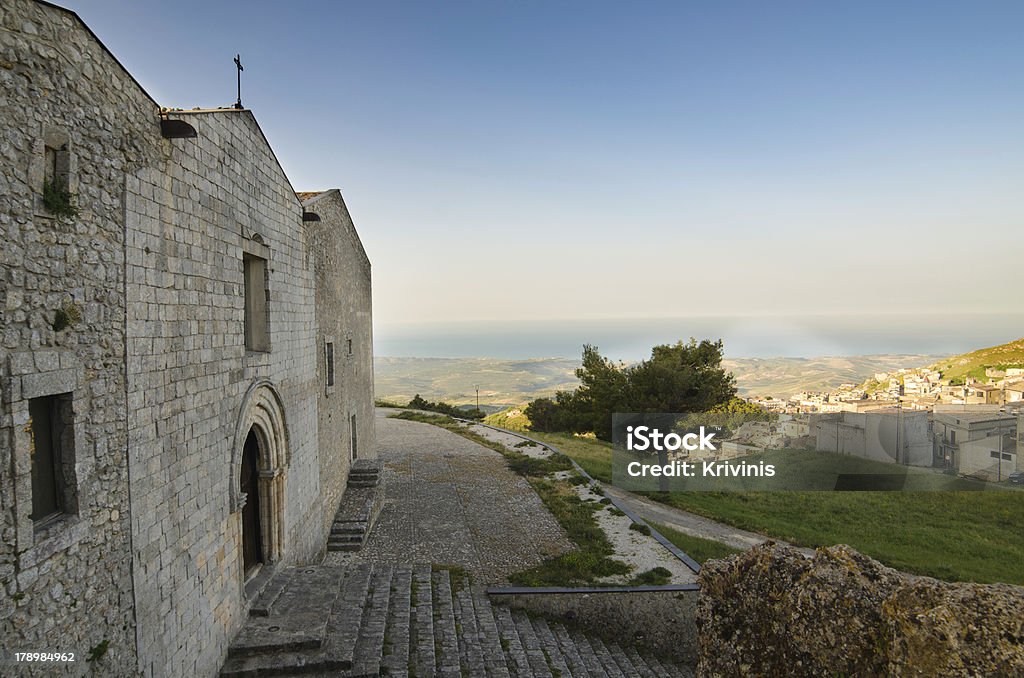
[648,521,743,564]
[529,432,616,482]
[528,432,1024,585]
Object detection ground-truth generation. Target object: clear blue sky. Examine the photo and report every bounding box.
[60,1,1024,350]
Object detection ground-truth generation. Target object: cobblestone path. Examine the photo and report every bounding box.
[326,410,574,584]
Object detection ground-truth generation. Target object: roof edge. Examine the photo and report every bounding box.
[297,189,340,207]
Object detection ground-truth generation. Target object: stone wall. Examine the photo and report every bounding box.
[2,3,376,676]
[302,190,375,535]
[0,1,165,673]
[124,109,324,677]
[697,542,1024,677]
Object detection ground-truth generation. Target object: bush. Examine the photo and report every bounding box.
[406,394,484,420]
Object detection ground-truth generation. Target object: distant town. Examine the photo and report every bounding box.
[747,366,1024,414]
[738,357,1024,484]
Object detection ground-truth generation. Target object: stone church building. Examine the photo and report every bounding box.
[1,1,374,675]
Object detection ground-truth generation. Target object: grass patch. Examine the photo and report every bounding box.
[532,429,1024,585]
[629,522,652,536]
[529,432,614,483]
[649,521,744,564]
[484,405,533,431]
[629,566,673,586]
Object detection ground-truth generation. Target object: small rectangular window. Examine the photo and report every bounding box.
[326,342,335,387]
[347,338,353,356]
[44,146,57,186]
[243,254,270,351]
[990,451,1001,459]
[43,144,70,192]
[29,394,75,523]
[350,414,358,460]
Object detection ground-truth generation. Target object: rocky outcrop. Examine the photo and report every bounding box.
[696,542,1024,677]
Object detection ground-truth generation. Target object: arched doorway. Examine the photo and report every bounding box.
[240,429,264,574]
[231,380,290,586]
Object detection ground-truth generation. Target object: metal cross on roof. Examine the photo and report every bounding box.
[234,54,244,109]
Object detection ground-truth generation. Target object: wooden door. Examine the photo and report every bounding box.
[241,430,263,574]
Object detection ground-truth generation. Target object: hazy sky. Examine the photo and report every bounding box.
[61,1,1024,339]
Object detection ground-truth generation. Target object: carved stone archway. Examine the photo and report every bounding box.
[231,380,290,565]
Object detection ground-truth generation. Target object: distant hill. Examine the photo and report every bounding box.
[929,337,1024,381]
[374,357,579,409]
[722,354,944,397]
[374,353,950,407]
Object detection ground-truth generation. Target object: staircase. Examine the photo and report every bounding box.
[328,461,384,553]
[221,564,694,677]
[347,461,381,488]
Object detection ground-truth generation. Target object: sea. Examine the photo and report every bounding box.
[374,312,1023,361]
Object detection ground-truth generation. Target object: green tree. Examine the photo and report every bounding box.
[524,398,559,432]
[525,339,737,441]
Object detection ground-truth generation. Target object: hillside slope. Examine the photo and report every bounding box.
[930,337,1024,381]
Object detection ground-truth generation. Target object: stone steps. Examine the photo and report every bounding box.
[221,563,694,677]
[347,459,381,488]
[327,461,384,552]
[219,564,366,677]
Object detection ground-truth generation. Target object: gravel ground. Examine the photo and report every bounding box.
[325,411,574,584]
[575,481,699,584]
[469,425,551,458]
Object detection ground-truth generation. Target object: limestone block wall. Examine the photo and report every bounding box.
[302,190,375,534]
[0,2,164,674]
[124,110,322,677]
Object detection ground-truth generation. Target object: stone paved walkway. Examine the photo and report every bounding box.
[325,410,573,584]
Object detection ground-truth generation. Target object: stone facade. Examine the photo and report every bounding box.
[0,2,374,676]
[301,190,375,535]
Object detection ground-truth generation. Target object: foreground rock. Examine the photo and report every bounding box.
[697,542,1024,677]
